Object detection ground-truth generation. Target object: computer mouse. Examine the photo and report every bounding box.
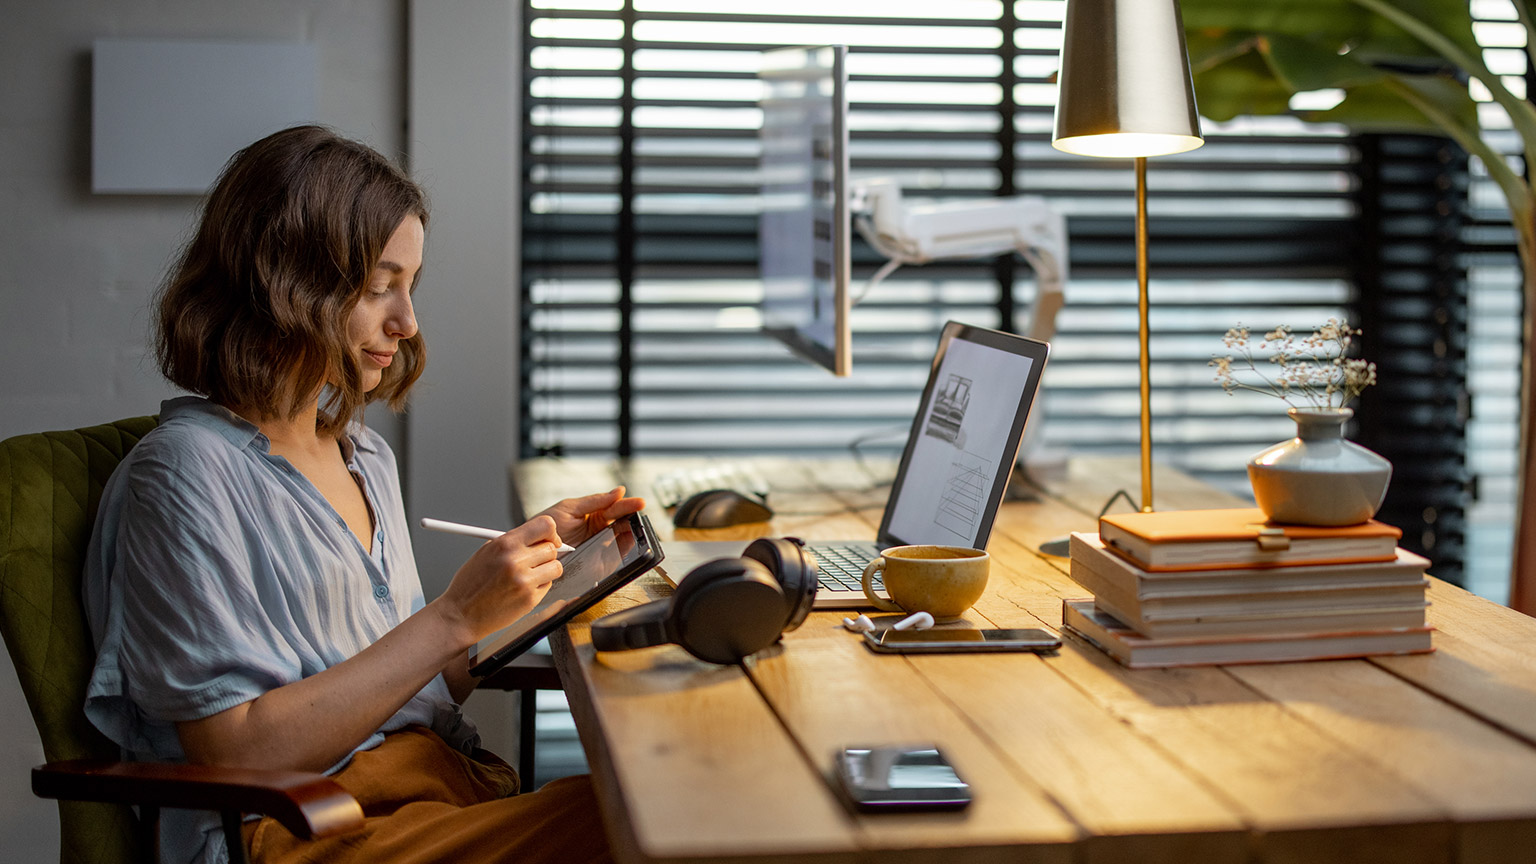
[673,488,775,529]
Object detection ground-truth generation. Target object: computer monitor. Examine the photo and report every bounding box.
[758,45,851,377]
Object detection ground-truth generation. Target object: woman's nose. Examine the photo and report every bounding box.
[389,294,418,339]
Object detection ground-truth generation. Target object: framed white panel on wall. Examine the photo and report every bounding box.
[92,39,318,194]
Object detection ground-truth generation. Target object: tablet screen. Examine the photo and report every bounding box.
[470,513,656,671]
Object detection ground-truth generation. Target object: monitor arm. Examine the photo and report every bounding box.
[850,178,1068,343]
[851,179,1070,476]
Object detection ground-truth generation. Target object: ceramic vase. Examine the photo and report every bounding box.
[1247,407,1392,526]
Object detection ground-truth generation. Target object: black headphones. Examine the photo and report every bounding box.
[590,537,818,665]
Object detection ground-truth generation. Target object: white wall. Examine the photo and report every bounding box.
[0,1,522,860]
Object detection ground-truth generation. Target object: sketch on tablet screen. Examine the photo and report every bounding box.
[934,450,989,538]
[924,374,971,447]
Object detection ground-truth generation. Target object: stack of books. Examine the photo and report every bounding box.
[1061,507,1435,668]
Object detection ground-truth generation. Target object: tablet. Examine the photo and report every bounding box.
[468,512,665,677]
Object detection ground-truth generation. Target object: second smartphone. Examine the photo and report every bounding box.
[863,627,1061,654]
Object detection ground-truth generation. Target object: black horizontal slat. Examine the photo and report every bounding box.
[532,124,1350,148]
[529,37,1012,56]
[524,213,1355,236]
[531,97,1009,113]
[528,300,1359,317]
[536,70,1037,86]
[629,10,1024,28]
[525,181,1358,200]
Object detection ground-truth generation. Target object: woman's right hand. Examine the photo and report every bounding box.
[433,514,564,646]
[180,515,565,772]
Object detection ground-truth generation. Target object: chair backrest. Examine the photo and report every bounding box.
[0,417,158,864]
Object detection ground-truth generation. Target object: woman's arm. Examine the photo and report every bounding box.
[176,516,563,773]
[443,650,476,704]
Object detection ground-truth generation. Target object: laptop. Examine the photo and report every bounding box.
[658,320,1050,609]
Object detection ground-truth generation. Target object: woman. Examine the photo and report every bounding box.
[83,125,637,864]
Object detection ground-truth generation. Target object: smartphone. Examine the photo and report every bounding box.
[862,627,1061,654]
[832,745,972,811]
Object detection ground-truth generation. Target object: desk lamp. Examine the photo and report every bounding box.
[1051,0,1203,512]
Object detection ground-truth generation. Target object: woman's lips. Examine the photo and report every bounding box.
[365,350,394,367]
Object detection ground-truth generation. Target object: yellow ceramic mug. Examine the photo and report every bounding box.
[860,545,990,621]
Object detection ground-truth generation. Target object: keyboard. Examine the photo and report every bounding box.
[651,462,772,509]
[805,541,884,593]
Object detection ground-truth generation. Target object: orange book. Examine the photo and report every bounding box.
[1097,507,1402,572]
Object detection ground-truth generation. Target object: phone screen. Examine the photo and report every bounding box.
[865,627,1060,653]
[833,745,972,810]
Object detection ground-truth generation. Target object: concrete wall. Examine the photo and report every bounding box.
[0,0,410,446]
[0,1,522,860]
[405,0,522,605]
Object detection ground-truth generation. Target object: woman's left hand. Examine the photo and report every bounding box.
[538,486,646,546]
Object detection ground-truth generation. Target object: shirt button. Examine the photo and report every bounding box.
[373,584,390,600]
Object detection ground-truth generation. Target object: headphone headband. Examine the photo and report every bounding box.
[589,601,673,652]
[590,537,820,665]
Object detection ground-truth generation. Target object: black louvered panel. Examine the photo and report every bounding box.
[1459,122,1523,601]
[1351,134,1471,586]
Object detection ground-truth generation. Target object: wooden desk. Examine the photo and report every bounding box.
[513,456,1536,864]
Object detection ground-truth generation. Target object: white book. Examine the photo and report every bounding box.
[1062,599,1435,669]
[1069,532,1429,637]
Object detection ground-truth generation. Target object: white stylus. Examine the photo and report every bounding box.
[419,517,576,554]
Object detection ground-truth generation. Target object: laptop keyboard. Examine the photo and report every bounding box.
[806,542,883,593]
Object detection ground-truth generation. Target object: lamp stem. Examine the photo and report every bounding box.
[1136,156,1153,512]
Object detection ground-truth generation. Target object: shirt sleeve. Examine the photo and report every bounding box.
[103,447,306,725]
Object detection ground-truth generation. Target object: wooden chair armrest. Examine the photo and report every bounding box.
[476,652,562,691]
[33,760,363,840]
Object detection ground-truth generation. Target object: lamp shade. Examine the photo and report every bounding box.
[1052,0,1204,158]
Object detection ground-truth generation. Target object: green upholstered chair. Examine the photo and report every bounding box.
[0,418,363,864]
[1,417,564,864]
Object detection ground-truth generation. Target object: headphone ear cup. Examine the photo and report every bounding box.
[674,558,787,665]
[742,537,819,632]
[669,557,748,609]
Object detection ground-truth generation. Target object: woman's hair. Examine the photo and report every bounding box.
[156,124,428,436]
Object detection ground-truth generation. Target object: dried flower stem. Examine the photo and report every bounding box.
[1210,318,1378,410]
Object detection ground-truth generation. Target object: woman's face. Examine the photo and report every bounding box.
[348,215,423,393]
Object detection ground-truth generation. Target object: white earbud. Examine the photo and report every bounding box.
[842,614,876,632]
[893,611,935,631]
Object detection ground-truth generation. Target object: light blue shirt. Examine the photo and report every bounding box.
[83,396,478,864]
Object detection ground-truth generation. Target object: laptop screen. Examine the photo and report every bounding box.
[878,321,1049,550]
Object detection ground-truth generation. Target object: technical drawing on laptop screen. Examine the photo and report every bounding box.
[885,337,1036,546]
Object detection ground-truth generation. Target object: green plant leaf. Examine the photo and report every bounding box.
[1381,73,1480,133]
[1299,79,1443,132]
[1185,30,1259,74]
[1261,33,1385,91]
[1181,0,1478,64]
[1348,0,1481,61]
[1183,0,1483,131]
[1191,50,1298,122]
[1182,0,1375,40]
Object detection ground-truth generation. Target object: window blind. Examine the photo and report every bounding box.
[1456,0,1527,602]
[1353,134,1470,587]
[519,0,1479,586]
